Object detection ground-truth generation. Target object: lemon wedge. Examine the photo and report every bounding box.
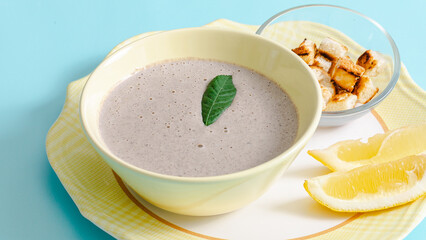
[304,153,426,212]
[308,124,426,171]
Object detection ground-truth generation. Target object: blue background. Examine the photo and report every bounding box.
[1,0,425,239]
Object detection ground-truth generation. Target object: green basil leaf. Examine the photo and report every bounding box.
[202,75,237,126]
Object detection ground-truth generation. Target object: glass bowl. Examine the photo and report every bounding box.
[256,4,400,126]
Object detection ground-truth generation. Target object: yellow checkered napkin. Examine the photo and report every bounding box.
[46,19,426,240]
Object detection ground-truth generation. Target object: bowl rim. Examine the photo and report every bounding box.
[256,4,401,117]
[79,27,322,182]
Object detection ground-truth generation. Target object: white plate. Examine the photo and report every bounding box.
[118,110,386,240]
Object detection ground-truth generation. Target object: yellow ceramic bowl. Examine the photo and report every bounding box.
[80,28,322,216]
